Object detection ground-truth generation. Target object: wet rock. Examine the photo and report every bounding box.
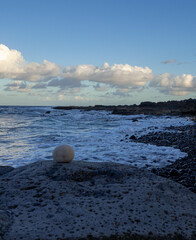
[130,135,137,140]
[132,118,138,122]
[134,124,196,193]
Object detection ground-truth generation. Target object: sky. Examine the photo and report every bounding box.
[0,0,196,106]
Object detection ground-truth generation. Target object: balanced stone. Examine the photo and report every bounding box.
[53,145,74,163]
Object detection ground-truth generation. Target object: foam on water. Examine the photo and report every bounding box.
[0,106,193,168]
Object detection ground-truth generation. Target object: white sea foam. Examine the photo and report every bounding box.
[0,106,193,168]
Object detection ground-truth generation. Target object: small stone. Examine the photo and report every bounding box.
[132,119,138,122]
[169,169,180,177]
[130,135,136,140]
[53,145,75,163]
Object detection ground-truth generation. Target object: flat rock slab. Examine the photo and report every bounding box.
[0,160,196,240]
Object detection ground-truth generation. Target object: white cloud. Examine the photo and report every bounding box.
[0,44,60,81]
[62,62,153,89]
[1,44,196,98]
[150,73,196,96]
[74,96,85,101]
[58,94,64,101]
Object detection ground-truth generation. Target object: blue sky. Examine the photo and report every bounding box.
[0,0,196,106]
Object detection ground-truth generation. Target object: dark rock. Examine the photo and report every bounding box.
[53,98,196,116]
[130,135,137,140]
[132,118,138,122]
[134,123,196,193]
[45,111,51,114]
[169,169,180,177]
[0,166,14,176]
[0,210,13,238]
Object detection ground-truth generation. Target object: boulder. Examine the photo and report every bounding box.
[53,145,74,163]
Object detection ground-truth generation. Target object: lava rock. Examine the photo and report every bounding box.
[169,169,180,177]
[130,135,137,140]
[0,166,14,176]
[0,210,13,238]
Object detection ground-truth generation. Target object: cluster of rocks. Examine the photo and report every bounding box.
[126,124,196,193]
[53,98,196,117]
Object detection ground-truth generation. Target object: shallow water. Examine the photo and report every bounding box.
[0,106,193,168]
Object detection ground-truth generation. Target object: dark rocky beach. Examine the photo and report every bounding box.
[135,124,196,194]
[120,122,196,194]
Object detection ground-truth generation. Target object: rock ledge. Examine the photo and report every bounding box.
[0,160,196,240]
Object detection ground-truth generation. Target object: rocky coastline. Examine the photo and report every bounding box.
[0,98,196,239]
[53,98,196,117]
[53,98,196,193]
[123,123,196,194]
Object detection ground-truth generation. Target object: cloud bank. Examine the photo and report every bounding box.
[0,44,60,81]
[150,73,196,96]
[61,62,153,89]
[0,44,195,98]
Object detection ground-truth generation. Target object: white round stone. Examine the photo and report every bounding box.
[53,145,74,163]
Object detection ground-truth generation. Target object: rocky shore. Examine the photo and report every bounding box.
[124,123,196,194]
[1,98,196,239]
[53,98,196,194]
[0,161,196,240]
[53,98,196,117]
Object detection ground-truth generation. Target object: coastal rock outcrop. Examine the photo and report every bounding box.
[0,160,196,240]
[53,98,196,116]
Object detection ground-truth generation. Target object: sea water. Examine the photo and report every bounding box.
[0,106,193,168]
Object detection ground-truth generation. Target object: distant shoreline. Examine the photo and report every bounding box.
[53,98,196,117]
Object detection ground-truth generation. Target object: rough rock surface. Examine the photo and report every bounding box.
[0,210,13,239]
[0,160,196,240]
[0,166,14,176]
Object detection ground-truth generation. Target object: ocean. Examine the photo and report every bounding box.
[0,106,193,168]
